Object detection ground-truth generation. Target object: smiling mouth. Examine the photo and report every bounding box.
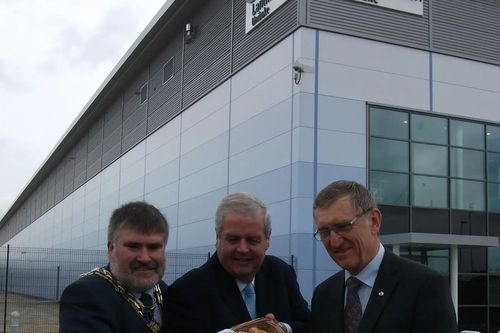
[235,258,251,262]
[335,247,351,254]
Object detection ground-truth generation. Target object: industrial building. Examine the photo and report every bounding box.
[1,0,499,331]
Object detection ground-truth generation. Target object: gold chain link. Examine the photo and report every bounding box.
[80,268,163,333]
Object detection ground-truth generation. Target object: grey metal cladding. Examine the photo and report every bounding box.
[123,103,147,136]
[124,94,142,121]
[64,182,74,198]
[87,144,103,166]
[102,143,121,168]
[104,109,123,138]
[87,159,102,179]
[432,0,500,63]
[74,159,87,177]
[124,68,149,102]
[150,52,182,99]
[148,92,182,134]
[74,172,87,189]
[102,127,122,153]
[183,53,231,107]
[184,27,232,86]
[55,190,64,205]
[190,0,231,38]
[150,31,183,75]
[233,0,245,18]
[184,1,232,64]
[122,121,147,153]
[149,74,182,114]
[233,1,298,70]
[308,0,429,48]
[88,123,103,152]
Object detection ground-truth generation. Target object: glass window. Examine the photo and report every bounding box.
[370,172,409,205]
[451,180,485,210]
[488,153,500,182]
[412,207,449,234]
[450,148,484,180]
[427,257,449,273]
[412,175,448,208]
[370,138,409,172]
[459,248,487,274]
[458,275,487,304]
[491,276,500,305]
[450,120,484,149]
[488,184,500,213]
[457,307,487,333]
[490,213,500,237]
[410,114,448,144]
[378,205,409,235]
[412,143,447,176]
[489,247,500,274]
[490,307,500,333]
[451,211,487,236]
[487,125,500,152]
[370,108,408,140]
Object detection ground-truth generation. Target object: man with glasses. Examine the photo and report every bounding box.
[310,180,457,333]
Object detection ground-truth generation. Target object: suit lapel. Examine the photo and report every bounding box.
[328,273,345,333]
[358,250,399,333]
[211,254,251,322]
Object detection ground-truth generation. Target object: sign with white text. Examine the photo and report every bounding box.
[246,0,291,34]
[351,0,423,16]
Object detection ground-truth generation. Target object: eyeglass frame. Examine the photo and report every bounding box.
[313,208,373,242]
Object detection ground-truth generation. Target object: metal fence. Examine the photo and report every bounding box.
[0,245,297,333]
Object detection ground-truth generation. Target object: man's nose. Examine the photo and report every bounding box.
[137,247,152,262]
[329,231,343,248]
[236,240,250,253]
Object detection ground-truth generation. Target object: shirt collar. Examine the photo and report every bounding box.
[131,288,154,300]
[345,243,385,288]
[236,278,255,293]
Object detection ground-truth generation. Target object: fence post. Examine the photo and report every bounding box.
[10,311,20,333]
[207,252,211,261]
[291,255,295,270]
[56,266,61,301]
[3,244,10,333]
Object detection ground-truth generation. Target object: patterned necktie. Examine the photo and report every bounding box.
[244,283,257,319]
[344,277,363,333]
[140,293,155,324]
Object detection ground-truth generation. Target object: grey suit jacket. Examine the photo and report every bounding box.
[310,248,458,333]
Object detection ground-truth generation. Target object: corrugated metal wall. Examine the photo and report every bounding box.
[0,0,299,244]
[308,0,500,63]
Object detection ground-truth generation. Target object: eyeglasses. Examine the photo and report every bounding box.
[313,208,372,242]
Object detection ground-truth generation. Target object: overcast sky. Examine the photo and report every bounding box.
[0,0,167,220]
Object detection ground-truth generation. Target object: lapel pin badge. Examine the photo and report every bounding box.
[378,291,384,296]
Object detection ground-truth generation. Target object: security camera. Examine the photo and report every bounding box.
[292,61,304,72]
[185,24,195,44]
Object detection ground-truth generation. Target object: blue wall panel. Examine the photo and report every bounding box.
[178,188,227,227]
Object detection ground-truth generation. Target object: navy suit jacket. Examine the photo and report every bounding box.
[163,253,311,333]
[59,265,168,333]
[310,249,458,333]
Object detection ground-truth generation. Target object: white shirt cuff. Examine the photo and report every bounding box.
[217,330,236,333]
[280,322,292,333]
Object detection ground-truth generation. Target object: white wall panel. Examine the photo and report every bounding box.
[179,160,228,202]
[433,54,500,93]
[232,35,293,101]
[181,106,229,155]
[292,93,315,129]
[292,127,314,163]
[146,116,181,154]
[176,219,216,249]
[433,82,500,122]
[181,81,230,132]
[319,62,429,110]
[120,158,145,189]
[100,160,121,184]
[121,141,146,171]
[319,32,429,80]
[229,132,292,185]
[231,68,292,128]
[146,136,180,174]
[317,130,366,167]
[180,132,229,178]
[101,175,120,199]
[144,182,179,210]
[318,96,366,133]
[293,28,316,61]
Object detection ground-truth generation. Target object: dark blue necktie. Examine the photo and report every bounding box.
[140,293,155,324]
[344,277,363,333]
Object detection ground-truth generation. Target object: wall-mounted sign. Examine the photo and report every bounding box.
[246,0,291,34]
[351,0,423,16]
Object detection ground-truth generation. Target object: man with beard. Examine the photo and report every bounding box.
[59,201,169,333]
[163,192,310,333]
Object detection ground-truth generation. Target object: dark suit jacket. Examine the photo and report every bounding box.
[163,253,311,333]
[59,265,168,333]
[310,249,458,333]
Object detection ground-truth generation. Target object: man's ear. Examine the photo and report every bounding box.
[370,208,382,235]
[107,241,114,261]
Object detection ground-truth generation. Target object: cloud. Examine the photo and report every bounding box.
[0,61,32,92]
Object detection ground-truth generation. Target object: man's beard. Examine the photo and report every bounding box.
[109,251,165,293]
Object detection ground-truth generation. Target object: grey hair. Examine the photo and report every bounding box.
[215,192,271,238]
[108,201,169,244]
[313,180,377,215]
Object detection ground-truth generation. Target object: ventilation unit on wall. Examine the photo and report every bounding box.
[163,57,174,84]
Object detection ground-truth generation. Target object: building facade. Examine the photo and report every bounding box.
[1,0,500,331]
